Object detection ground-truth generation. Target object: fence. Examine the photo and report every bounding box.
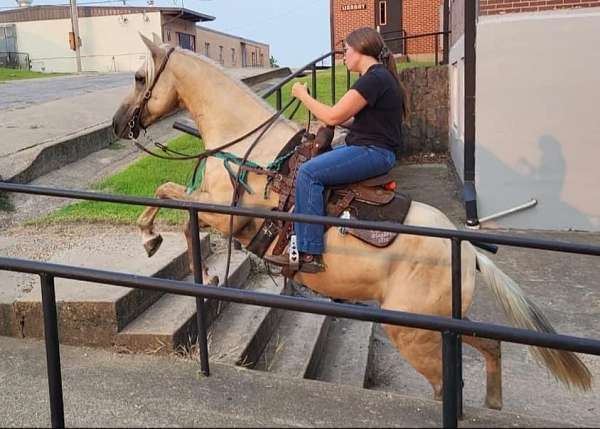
[1,181,599,428]
[0,51,30,70]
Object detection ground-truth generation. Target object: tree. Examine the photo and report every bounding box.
[269,55,279,68]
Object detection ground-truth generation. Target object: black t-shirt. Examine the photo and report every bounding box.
[345,63,403,153]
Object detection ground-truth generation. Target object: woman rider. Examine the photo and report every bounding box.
[266,27,408,273]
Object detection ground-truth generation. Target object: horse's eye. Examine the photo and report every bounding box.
[135,74,145,84]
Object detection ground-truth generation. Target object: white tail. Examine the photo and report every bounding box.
[475,249,592,391]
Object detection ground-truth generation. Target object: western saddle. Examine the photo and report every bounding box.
[246,126,412,260]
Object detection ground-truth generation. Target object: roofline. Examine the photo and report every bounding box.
[0,5,215,22]
[196,25,268,48]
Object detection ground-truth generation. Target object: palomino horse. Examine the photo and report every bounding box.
[112,35,592,409]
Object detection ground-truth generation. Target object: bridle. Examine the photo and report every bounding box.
[127,46,176,140]
[126,46,302,164]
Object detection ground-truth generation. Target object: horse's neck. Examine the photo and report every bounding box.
[172,52,300,164]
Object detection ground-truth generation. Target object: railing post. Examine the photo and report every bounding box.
[451,238,464,419]
[331,53,336,105]
[40,273,65,429]
[435,34,439,65]
[442,331,458,428]
[276,88,282,112]
[311,63,317,100]
[443,0,450,65]
[346,67,351,91]
[189,208,210,376]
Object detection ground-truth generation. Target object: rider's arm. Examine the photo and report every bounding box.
[293,83,367,126]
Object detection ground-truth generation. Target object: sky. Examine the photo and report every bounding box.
[0,0,331,67]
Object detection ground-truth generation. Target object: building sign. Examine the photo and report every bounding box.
[341,3,367,11]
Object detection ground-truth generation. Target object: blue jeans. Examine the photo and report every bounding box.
[294,145,396,254]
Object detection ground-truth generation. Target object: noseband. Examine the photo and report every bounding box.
[128,47,176,139]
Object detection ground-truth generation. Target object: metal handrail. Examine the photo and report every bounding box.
[384,30,451,42]
[262,50,341,99]
[384,31,452,65]
[2,182,600,256]
[2,256,600,356]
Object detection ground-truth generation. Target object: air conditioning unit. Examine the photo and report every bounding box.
[16,0,33,8]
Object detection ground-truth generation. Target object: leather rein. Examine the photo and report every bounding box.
[126,46,301,165]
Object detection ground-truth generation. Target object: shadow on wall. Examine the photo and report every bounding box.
[476,134,597,230]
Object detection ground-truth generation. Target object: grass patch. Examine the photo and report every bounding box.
[0,192,14,212]
[38,134,203,225]
[0,67,68,82]
[266,61,434,123]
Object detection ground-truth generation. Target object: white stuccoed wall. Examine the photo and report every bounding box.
[449,7,600,230]
[15,11,162,73]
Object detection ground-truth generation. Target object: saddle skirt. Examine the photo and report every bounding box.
[247,126,412,257]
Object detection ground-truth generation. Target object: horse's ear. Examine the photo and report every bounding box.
[152,32,162,45]
[139,32,162,60]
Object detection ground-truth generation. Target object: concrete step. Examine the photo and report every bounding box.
[312,316,375,388]
[209,274,287,367]
[1,335,573,428]
[114,250,251,354]
[256,303,331,379]
[12,232,209,346]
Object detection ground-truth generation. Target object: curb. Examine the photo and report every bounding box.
[3,121,115,184]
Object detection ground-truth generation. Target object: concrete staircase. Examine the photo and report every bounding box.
[114,250,251,354]
[12,232,207,346]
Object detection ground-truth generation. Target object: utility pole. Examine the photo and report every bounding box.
[70,0,82,72]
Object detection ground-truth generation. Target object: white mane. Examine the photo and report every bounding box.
[176,48,301,133]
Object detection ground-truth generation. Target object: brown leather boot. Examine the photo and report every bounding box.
[264,252,325,273]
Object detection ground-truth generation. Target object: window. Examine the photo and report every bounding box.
[205,42,210,57]
[167,31,171,42]
[219,46,224,65]
[251,52,256,67]
[231,48,236,65]
[451,62,459,131]
[450,60,464,139]
[177,33,195,51]
[379,1,387,26]
[260,53,264,67]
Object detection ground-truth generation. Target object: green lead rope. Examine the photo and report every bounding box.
[186,149,296,195]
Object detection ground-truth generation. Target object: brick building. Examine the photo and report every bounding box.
[479,0,600,15]
[330,0,442,59]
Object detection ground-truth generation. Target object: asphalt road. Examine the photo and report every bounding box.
[0,72,133,111]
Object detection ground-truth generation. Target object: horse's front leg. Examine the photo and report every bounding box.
[137,182,192,257]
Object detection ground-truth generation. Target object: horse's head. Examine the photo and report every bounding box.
[112,34,180,139]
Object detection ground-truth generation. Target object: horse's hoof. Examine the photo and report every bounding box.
[144,235,163,258]
[485,398,503,411]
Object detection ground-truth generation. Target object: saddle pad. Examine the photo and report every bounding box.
[327,192,412,248]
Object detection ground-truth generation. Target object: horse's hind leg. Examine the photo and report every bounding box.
[137,182,189,257]
[462,327,503,410]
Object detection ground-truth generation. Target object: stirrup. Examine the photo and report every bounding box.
[289,235,300,271]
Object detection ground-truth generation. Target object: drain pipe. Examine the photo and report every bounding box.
[463,0,479,229]
[478,199,538,225]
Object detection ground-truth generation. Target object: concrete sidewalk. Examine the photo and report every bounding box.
[0,67,288,184]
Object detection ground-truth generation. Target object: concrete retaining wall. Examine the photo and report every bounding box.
[399,65,449,155]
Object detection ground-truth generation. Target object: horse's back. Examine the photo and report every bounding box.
[404,200,457,231]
